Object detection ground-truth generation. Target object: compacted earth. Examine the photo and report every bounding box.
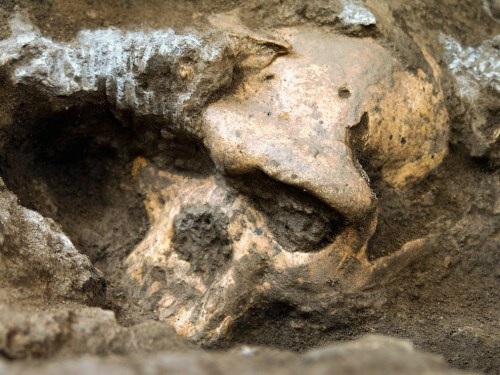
[0,0,498,374]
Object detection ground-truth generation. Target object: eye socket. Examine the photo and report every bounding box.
[228,171,346,252]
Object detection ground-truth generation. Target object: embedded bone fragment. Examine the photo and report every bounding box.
[204,27,449,202]
[126,157,379,345]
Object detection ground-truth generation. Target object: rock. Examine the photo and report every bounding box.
[0,180,105,305]
[441,34,500,164]
[0,307,118,359]
[339,0,377,26]
[0,13,236,135]
[297,0,377,32]
[0,305,191,359]
[2,335,474,375]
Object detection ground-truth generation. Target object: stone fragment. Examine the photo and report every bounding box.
[0,180,104,305]
[340,0,377,26]
[3,335,474,375]
[441,33,500,163]
[0,13,235,135]
[0,305,191,359]
[292,0,377,32]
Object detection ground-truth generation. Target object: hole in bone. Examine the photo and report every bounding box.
[227,170,346,252]
[338,85,352,99]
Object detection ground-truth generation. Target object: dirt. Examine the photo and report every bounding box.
[231,171,346,252]
[172,204,232,283]
[233,148,499,368]
[0,0,498,374]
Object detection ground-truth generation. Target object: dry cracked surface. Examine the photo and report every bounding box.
[0,0,498,374]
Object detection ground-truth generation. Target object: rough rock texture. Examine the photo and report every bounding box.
[441,33,500,163]
[1,336,473,375]
[0,180,104,305]
[0,305,190,360]
[0,13,235,135]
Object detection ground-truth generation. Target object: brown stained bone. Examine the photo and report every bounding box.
[126,157,376,344]
[0,14,450,346]
[204,26,449,196]
[126,27,449,345]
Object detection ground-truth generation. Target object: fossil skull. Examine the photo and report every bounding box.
[0,13,448,345]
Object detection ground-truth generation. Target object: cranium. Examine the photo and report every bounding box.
[0,11,448,345]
